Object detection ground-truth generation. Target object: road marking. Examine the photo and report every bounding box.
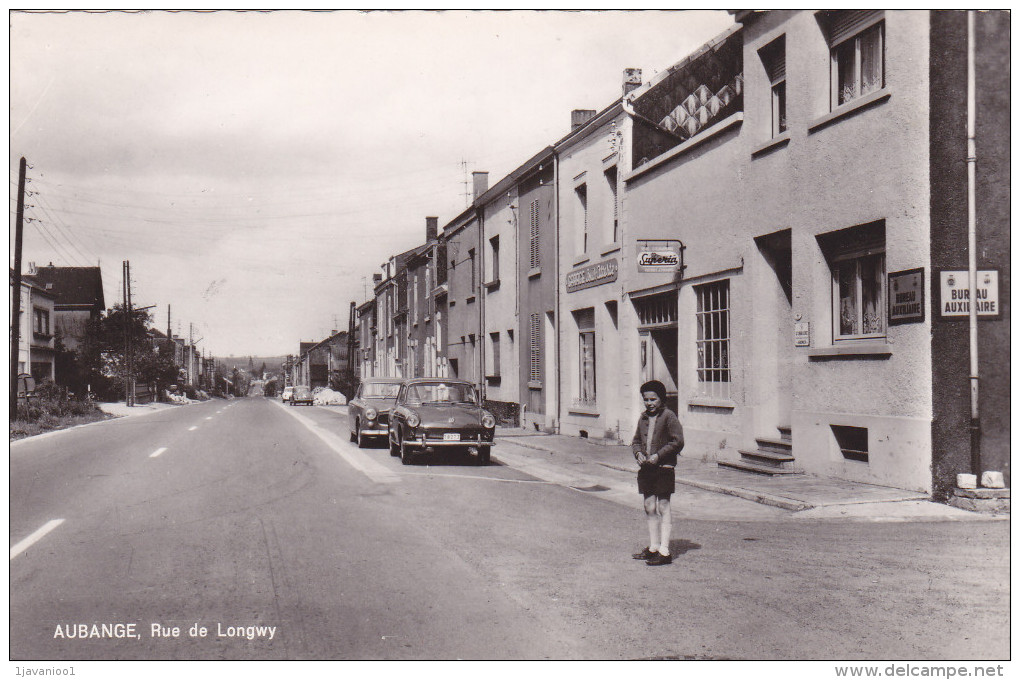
[11,519,65,560]
[272,400,400,484]
[205,417,213,420]
[149,447,168,458]
[188,426,198,431]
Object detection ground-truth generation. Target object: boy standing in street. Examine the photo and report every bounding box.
[631,380,684,566]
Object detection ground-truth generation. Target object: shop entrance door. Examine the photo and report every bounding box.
[635,290,680,415]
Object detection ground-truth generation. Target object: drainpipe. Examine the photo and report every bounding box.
[966,10,981,476]
[553,150,562,434]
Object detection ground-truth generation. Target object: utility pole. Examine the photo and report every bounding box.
[122,261,129,406]
[127,260,134,406]
[189,322,194,387]
[9,157,27,420]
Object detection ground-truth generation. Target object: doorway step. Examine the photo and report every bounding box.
[718,425,802,476]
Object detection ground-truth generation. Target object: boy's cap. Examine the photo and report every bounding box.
[640,380,667,401]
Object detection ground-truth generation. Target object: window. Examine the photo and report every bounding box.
[759,35,787,137]
[529,199,541,269]
[529,313,542,382]
[33,308,50,336]
[488,235,500,282]
[489,332,501,377]
[412,274,418,323]
[574,308,596,406]
[604,166,619,242]
[469,248,476,292]
[832,424,869,463]
[819,222,886,341]
[575,183,588,253]
[695,281,730,399]
[827,11,884,109]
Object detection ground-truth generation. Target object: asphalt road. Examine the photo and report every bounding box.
[9,398,1010,660]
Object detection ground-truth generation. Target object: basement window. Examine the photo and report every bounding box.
[831,424,869,462]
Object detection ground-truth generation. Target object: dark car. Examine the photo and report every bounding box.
[290,385,313,406]
[347,378,403,448]
[388,378,496,465]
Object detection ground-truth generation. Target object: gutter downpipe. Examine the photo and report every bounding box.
[553,150,562,434]
[966,10,980,476]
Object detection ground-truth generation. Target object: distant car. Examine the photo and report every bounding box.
[281,386,294,403]
[290,385,313,406]
[347,378,403,448]
[388,378,496,466]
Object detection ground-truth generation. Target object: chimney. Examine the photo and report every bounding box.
[571,109,597,131]
[622,67,643,96]
[472,171,489,200]
[372,273,383,284]
[426,216,438,242]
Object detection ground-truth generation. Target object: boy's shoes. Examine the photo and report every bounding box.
[632,547,658,560]
[646,553,673,566]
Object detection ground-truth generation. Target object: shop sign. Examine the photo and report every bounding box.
[937,269,1001,319]
[887,268,924,325]
[566,258,619,293]
[793,322,810,347]
[637,239,686,275]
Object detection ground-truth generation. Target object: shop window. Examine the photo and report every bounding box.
[758,35,787,137]
[825,11,884,109]
[695,280,730,399]
[819,221,886,341]
[574,307,596,406]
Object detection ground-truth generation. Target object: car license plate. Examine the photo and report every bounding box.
[443,433,460,441]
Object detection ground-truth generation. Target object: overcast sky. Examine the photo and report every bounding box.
[10,9,734,358]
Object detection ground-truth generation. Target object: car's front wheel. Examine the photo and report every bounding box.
[400,436,414,465]
[389,429,400,457]
[477,446,491,466]
[356,421,367,448]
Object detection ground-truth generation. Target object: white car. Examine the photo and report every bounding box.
[281,386,294,403]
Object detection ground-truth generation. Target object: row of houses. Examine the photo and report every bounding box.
[332,10,1007,499]
[11,262,211,394]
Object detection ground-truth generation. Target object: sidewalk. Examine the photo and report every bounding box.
[495,427,1002,521]
[98,401,180,418]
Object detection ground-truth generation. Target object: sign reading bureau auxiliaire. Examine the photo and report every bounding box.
[566,259,619,293]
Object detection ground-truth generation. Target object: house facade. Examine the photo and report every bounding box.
[443,174,488,387]
[11,274,57,383]
[27,264,105,353]
[555,94,636,440]
[516,152,557,432]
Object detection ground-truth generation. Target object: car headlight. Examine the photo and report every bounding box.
[481,414,496,429]
[365,407,378,421]
[406,413,420,428]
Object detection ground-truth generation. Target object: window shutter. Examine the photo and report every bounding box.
[530,313,541,381]
[530,199,540,268]
[827,9,882,46]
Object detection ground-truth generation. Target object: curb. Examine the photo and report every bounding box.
[673,476,813,512]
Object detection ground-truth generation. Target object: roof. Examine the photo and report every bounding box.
[26,265,105,311]
[475,146,555,208]
[12,270,56,300]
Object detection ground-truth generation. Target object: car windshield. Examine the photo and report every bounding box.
[405,382,477,405]
[363,382,401,398]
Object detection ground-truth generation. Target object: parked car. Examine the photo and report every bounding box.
[290,385,314,406]
[388,378,496,465]
[348,378,403,448]
[281,386,294,403]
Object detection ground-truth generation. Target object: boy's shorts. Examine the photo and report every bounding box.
[637,465,675,498]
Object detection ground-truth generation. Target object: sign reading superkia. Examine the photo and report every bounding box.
[938,270,1000,319]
